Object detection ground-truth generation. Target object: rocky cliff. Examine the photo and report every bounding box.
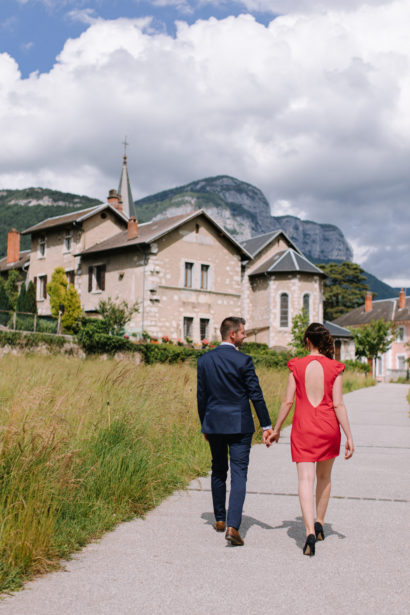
[135,175,353,263]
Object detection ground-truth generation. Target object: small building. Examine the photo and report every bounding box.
[323,320,355,361]
[241,230,326,348]
[334,290,409,380]
[0,229,30,282]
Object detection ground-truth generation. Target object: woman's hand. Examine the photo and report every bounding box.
[345,437,354,459]
[266,429,280,447]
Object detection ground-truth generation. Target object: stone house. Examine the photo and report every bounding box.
[334,290,410,380]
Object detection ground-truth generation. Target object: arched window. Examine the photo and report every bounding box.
[303,293,310,320]
[280,293,289,328]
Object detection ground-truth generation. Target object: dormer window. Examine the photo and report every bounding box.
[38,235,46,258]
[64,230,73,252]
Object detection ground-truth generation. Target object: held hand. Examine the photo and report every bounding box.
[265,429,280,446]
[263,429,273,447]
[345,437,354,459]
[203,433,209,442]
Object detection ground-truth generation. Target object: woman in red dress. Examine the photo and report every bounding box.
[268,323,354,556]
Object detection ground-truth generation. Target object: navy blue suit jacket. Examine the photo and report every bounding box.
[197,344,271,434]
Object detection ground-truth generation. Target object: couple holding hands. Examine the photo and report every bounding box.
[197,317,354,556]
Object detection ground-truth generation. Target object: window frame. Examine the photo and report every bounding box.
[200,264,210,290]
[183,316,194,339]
[184,262,194,289]
[279,292,289,328]
[200,317,210,340]
[303,293,310,320]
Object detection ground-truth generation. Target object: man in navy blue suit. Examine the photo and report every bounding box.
[197,316,272,546]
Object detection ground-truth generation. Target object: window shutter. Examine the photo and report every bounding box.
[43,275,48,299]
[33,277,37,296]
[88,267,93,292]
[101,265,106,291]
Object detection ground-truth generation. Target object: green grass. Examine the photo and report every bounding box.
[0,357,374,592]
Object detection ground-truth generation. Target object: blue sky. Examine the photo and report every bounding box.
[0,0,409,285]
[0,0,274,77]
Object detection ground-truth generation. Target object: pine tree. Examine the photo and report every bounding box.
[0,280,10,311]
[16,283,28,313]
[47,267,68,319]
[26,280,37,314]
[318,262,369,321]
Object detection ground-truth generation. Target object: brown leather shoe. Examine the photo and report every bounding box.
[225,526,244,546]
[213,521,226,532]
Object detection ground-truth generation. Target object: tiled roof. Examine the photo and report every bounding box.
[77,210,252,258]
[248,249,326,277]
[22,204,128,235]
[334,297,410,326]
[0,250,30,272]
[241,230,300,258]
[324,320,353,338]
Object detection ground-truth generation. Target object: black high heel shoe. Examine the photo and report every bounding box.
[303,534,316,556]
[314,522,325,541]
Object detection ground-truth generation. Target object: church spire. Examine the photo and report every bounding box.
[118,137,136,219]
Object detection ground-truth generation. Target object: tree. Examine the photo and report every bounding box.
[4,269,22,310]
[26,280,37,314]
[47,267,68,319]
[0,279,10,326]
[98,297,139,335]
[349,319,394,376]
[16,283,29,313]
[318,261,369,321]
[289,307,309,357]
[62,285,82,333]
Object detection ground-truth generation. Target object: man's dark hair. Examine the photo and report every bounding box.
[220,316,246,340]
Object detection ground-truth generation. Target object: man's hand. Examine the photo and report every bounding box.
[263,429,273,447]
[203,433,209,442]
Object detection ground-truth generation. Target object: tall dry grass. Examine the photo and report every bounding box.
[0,356,373,592]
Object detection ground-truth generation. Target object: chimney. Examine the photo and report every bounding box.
[7,228,20,264]
[364,291,373,313]
[399,288,406,310]
[128,216,138,240]
[107,189,122,212]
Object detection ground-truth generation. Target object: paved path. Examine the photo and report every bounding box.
[0,384,409,615]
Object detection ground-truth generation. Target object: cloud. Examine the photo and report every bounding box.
[66,8,98,25]
[1,1,409,285]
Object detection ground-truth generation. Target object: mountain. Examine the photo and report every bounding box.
[0,188,101,255]
[135,175,353,263]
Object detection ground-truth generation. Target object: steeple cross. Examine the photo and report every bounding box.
[122,136,129,157]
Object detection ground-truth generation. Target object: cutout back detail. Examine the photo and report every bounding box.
[305,360,325,408]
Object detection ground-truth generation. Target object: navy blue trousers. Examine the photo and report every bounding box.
[207,433,253,531]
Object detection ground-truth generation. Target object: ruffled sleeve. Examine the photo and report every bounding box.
[288,358,297,373]
[335,361,345,376]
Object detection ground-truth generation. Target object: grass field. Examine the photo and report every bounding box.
[0,356,374,592]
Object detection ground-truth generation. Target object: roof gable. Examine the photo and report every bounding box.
[22,204,128,235]
[77,209,252,259]
[241,229,301,259]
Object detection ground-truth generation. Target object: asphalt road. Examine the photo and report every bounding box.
[0,383,409,615]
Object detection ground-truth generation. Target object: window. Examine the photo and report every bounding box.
[64,230,73,252]
[303,293,310,320]
[200,318,210,340]
[38,235,46,257]
[66,270,75,286]
[184,262,193,288]
[37,275,47,300]
[397,355,406,370]
[335,340,341,361]
[397,326,406,342]
[200,265,209,290]
[183,317,193,339]
[88,264,106,292]
[280,293,289,328]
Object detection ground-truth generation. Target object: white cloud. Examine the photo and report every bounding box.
[1,1,410,283]
[66,8,98,25]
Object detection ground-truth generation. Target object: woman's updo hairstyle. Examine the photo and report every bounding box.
[303,323,334,359]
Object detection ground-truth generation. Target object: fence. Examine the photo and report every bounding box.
[0,309,59,334]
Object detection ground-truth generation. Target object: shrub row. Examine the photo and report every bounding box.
[0,330,66,349]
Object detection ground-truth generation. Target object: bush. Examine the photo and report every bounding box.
[76,319,134,354]
[344,359,370,373]
[0,331,65,349]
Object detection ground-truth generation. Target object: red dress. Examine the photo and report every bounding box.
[288,355,345,462]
